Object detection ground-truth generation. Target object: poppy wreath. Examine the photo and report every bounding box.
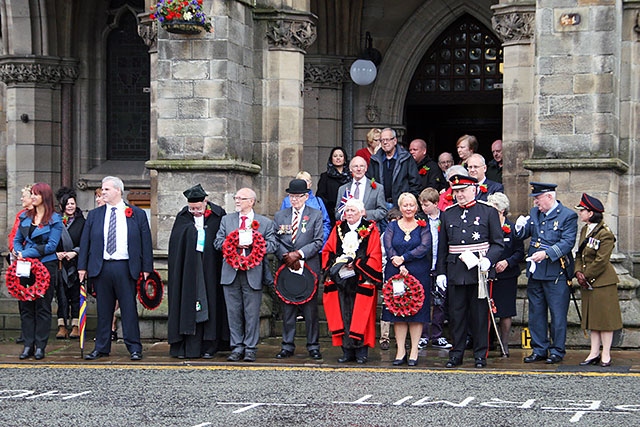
[382,273,425,317]
[5,258,51,302]
[136,270,164,310]
[221,229,267,271]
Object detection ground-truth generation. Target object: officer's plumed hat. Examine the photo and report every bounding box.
[529,182,557,197]
[183,184,208,202]
[286,179,308,194]
[449,174,478,190]
[575,193,604,213]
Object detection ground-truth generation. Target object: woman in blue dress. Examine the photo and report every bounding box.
[382,192,432,366]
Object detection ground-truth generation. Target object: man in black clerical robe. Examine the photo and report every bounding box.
[168,184,230,358]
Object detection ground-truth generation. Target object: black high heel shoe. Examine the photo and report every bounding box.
[408,358,418,367]
[579,355,601,366]
[392,355,407,366]
[600,359,612,367]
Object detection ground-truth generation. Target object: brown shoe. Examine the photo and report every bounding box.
[56,325,68,339]
[69,326,80,339]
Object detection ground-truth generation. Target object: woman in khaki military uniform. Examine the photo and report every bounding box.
[574,193,622,367]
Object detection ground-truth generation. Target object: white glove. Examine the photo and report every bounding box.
[479,257,491,272]
[436,275,447,291]
[515,215,530,232]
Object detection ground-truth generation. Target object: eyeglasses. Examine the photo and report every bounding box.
[380,138,395,143]
[438,160,454,165]
[466,165,483,170]
[188,208,205,214]
[234,197,252,201]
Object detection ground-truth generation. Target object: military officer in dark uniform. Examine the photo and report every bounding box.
[514,182,578,364]
[436,174,504,368]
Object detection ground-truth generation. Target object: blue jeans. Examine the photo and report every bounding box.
[527,278,570,358]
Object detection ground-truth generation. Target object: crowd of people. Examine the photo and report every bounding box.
[6,129,622,369]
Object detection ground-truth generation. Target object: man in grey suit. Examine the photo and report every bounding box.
[273,179,324,360]
[214,187,276,362]
[335,156,388,232]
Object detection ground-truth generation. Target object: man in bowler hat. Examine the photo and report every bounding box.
[273,179,324,360]
[515,182,578,364]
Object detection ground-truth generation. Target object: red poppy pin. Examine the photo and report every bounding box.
[125,207,133,218]
[502,224,511,234]
[479,184,488,193]
[357,223,372,238]
[251,220,260,230]
[418,165,430,176]
[370,178,377,189]
[416,219,427,227]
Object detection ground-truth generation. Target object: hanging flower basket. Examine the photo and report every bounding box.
[150,1,213,34]
[162,20,205,35]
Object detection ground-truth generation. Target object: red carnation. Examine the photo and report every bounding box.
[125,207,133,217]
[416,219,427,227]
[370,178,377,189]
[479,184,488,193]
[418,165,429,176]
[502,224,511,234]
[204,206,212,218]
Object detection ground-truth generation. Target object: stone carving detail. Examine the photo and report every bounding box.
[0,59,79,85]
[138,15,158,52]
[366,105,380,123]
[266,18,317,53]
[304,63,347,85]
[491,11,535,43]
[635,12,640,35]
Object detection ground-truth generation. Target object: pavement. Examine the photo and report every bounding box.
[1,334,639,373]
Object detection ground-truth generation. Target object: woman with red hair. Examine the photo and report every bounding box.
[13,183,63,360]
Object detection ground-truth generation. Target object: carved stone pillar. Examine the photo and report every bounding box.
[491,1,535,217]
[253,9,317,214]
[0,56,79,212]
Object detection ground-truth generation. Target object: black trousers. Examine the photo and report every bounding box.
[448,283,489,360]
[93,260,142,354]
[20,260,56,349]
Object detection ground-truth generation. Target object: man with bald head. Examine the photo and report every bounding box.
[335,156,388,231]
[466,153,504,202]
[409,138,446,192]
[214,188,276,362]
[486,140,503,184]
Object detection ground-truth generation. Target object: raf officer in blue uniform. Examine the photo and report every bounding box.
[515,182,578,364]
[436,174,504,368]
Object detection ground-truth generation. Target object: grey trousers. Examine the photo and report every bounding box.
[281,297,320,352]
[223,271,263,352]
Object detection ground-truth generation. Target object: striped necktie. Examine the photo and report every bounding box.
[106,207,117,255]
[291,210,299,243]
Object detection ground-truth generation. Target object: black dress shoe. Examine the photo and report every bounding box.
[34,348,45,360]
[337,355,355,363]
[392,355,407,366]
[309,349,322,360]
[356,357,368,364]
[130,352,143,361]
[546,354,563,364]
[407,358,418,367]
[445,357,462,368]
[474,357,486,368]
[227,351,243,362]
[19,346,33,360]
[201,352,215,359]
[85,350,108,360]
[579,355,601,366]
[275,349,294,359]
[523,353,546,363]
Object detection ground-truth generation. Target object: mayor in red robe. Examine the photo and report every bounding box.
[322,198,382,364]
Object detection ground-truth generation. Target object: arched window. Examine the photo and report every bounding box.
[407,14,503,105]
[106,7,150,160]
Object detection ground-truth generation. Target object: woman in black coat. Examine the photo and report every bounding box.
[54,187,86,339]
[488,192,525,357]
[317,147,351,226]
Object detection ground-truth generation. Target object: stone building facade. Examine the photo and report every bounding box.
[0,0,638,344]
